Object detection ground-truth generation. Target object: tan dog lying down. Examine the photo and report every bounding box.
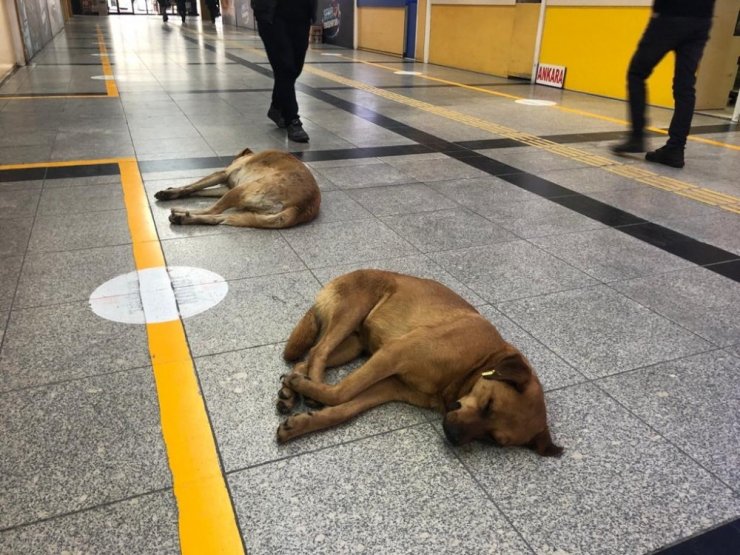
[154,149,320,228]
[277,269,562,457]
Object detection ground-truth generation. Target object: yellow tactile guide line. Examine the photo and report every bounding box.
[0,156,245,554]
[201,33,740,216]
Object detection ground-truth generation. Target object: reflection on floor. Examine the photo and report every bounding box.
[0,15,739,555]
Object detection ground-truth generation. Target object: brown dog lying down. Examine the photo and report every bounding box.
[277,269,562,457]
[154,149,320,228]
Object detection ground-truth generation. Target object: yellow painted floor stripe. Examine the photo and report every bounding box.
[0,28,117,100]
[97,26,119,98]
[118,158,244,554]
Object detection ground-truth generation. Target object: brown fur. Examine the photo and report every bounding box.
[277,269,562,457]
[154,148,320,228]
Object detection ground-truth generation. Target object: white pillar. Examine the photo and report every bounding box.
[732,90,740,123]
[423,0,431,63]
[531,0,547,83]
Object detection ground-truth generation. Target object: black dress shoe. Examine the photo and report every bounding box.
[287,119,309,143]
[611,136,645,154]
[645,145,685,168]
[267,106,286,128]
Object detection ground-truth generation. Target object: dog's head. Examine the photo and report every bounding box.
[442,351,562,457]
[234,147,254,161]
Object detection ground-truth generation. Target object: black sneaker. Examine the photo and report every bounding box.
[645,145,685,168]
[267,106,286,128]
[163,14,168,21]
[611,136,645,155]
[287,119,309,143]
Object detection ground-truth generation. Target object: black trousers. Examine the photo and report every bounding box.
[257,16,311,123]
[627,15,711,148]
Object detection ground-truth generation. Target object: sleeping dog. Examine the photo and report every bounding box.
[154,148,320,229]
[277,269,562,457]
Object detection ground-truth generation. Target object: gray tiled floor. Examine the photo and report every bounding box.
[0,15,738,555]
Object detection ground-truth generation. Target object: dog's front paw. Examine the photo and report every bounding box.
[276,386,298,415]
[155,188,179,201]
[276,412,315,443]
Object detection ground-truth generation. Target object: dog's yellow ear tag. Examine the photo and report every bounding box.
[481,370,496,377]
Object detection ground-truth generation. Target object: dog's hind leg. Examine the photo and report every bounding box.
[277,377,431,443]
[154,170,228,201]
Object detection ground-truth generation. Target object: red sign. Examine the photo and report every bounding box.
[536,63,567,89]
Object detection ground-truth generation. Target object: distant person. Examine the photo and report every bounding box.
[205,0,219,23]
[251,0,317,143]
[611,0,716,168]
[156,0,169,21]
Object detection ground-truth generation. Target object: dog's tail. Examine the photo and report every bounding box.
[283,306,319,361]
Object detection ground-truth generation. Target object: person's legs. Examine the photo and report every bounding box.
[645,18,711,168]
[176,0,185,22]
[613,17,675,153]
[257,17,309,141]
[666,24,711,149]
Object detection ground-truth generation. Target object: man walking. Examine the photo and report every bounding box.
[252,0,317,143]
[612,0,715,168]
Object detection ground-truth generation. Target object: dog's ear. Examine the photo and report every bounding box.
[482,352,532,393]
[529,427,563,457]
[235,147,253,160]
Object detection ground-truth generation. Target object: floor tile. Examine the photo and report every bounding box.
[478,196,608,238]
[477,305,586,391]
[0,218,33,257]
[587,186,723,227]
[0,301,150,391]
[481,146,593,173]
[431,240,597,303]
[314,160,416,189]
[0,255,22,312]
[612,266,740,347]
[380,207,517,253]
[280,219,418,269]
[14,244,134,309]
[498,285,712,379]
[455,383,740,555]
[598,350,740,489]
[228,425,532,554]
[0,188,39,219]
[346,183,458,217]
[0,179,44,193]
[36,183,124,215]
[386,156,489,182]
[161,232,304,281]
[43,173,121,189]
[197,344,428,471]
[0,491,180,554]
[312,190,372,223]
[662,212,740,257]
[429,176,539,208]
[0,368,171,529]
[183,271,320,357]
[536,166,643,195]
[310,254,485,306]
[28,210,131,252]
[530,227,693,282]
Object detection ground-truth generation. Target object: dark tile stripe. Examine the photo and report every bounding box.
[0,92,108,98]
[182,36,740,282]
[652,517,740,555]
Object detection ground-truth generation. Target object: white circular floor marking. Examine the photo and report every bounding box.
[321,53,343,57]
[90,266,228,324]
[515,99,556,106]
[91,75,115,80]
[394,70,422,75]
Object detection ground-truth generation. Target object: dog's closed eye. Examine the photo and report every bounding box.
[479,398,493,416]
[446,400,462,412]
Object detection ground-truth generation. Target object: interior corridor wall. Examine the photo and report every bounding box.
[13,0,66,62]
[539,3,675,108]
[1,0,19,77]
